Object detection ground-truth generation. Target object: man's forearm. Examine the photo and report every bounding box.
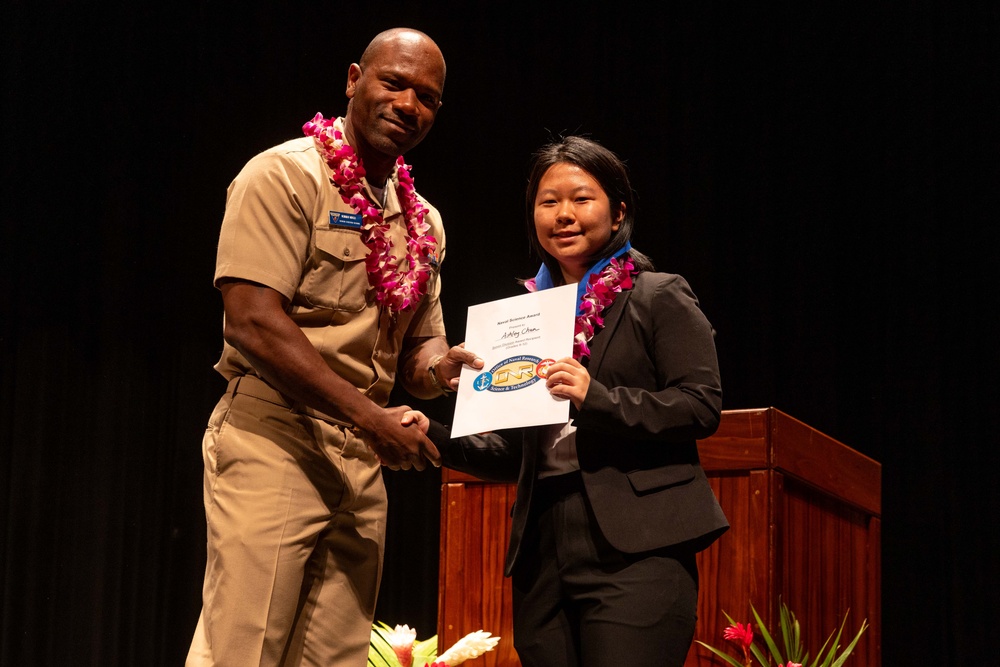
[221,281,387,431]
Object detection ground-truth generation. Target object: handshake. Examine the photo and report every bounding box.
[368,343,592,472]
[362,345,479,472]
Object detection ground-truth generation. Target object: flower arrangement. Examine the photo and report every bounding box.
[368,621,500,667]
[696,601,868,667]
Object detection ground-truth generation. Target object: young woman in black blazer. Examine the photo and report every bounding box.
[421,136,728,667]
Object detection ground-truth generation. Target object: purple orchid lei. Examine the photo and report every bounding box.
[525,255,636,360]
[303,113,437,315]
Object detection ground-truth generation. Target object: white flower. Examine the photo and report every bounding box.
[386,624,417,667]
[435,630,501,665]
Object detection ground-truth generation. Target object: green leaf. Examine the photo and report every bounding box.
[693,641,748,667]
[413,635,438,666]
[368,640,397,667]
[749,642,772,666]
[809,632,834,667]
[778,600,806,662]
[750,603,786,664]
[829,618,868,667]
[808,610,868,667]
[818,628,843,665]
[368,623,401,667]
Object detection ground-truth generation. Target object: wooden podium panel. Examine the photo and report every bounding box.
[438,408,881,666]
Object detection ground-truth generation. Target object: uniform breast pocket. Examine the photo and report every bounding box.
[626,464,696,496]
[300,228,371,312]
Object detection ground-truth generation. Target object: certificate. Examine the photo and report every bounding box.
[450,283,577,437]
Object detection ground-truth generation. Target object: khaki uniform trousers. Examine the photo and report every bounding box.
[187,376,386,667]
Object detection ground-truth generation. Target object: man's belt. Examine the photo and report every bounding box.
[226,374,356,430]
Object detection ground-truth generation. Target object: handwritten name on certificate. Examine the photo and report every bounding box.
[450,283,577,437]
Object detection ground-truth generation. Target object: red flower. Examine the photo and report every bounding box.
[723,621,754,649]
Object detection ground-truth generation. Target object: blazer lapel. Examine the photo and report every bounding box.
[585,287,633,379]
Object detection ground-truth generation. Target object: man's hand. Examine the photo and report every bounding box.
[361,406,441,471]
[218,282,443,469]
[436,343,484,392]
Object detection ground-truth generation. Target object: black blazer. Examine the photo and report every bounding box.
[433,272,729,576]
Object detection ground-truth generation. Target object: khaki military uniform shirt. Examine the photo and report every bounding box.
[213,136,447,410]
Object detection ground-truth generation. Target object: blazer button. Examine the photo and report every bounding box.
[344,248,351,256]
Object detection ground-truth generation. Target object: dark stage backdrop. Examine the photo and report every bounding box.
[2,1,997,664]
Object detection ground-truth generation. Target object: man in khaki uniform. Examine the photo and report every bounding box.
[186,28,479,667]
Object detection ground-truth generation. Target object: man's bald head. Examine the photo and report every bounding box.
[359,28,446,86]
[343,28,447,182]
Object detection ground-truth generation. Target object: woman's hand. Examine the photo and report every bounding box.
[399,409,430,434]
[544,356,590,409]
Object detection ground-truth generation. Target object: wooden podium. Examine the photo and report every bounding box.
[438,408,881,666]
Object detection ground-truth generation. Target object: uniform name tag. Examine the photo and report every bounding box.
[329,211,363,229]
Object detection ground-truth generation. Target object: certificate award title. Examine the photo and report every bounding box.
[450,284,577,438]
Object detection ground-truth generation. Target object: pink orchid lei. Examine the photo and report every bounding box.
[303,113,437,315]
[526,255,636,361]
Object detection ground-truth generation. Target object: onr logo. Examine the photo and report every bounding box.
[482,355,543,393]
